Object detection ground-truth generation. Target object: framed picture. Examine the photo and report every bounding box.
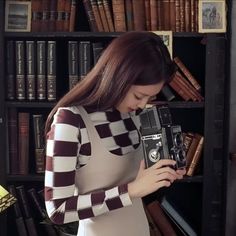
[198,0,226,33]
[153,31,173,58]
[5,1,31,32]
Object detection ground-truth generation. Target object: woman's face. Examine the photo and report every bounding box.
[115,82,164,113]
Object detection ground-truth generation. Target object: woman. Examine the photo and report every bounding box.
[44,31,186,236]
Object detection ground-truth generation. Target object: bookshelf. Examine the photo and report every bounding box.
[0,0,232,236]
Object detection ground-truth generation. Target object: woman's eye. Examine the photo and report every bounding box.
[134,94,142,100]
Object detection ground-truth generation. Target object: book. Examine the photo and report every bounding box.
[150,0,157,30]
[161,197,197,236]
[16,185,38,236]
[90,0,104,32]
[79,41,92,80]
[64,0,72,31]
[103,0,115,31]
[97,0,109,31]
[69,0,77,32]
[32,114,46,173]
[6,40,15,100]
[132,0,146,31]
[48,0,57,31]
[169,0,176,31]
[37,41,47,100]
[18,112,30,175]
[68,41,79,90]
[92,42,104,65]
[31,0,42,32]
[26,41,36,100]
[56,0,66,31]
[161,84,176,101]
[146,200,177,236]
[8,108,19,174]
[8,185,28,236]
[41,0,50,31]
[144,0,151,31]
[162,0,170,30]
[15,41,26,100]
[186,135,204,176]
[0,185,17,213]
[83,0,99,32]
[47,41,57,101]
[112,0,126,32]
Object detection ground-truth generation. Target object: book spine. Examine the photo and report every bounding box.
[132,0,146,31]
[97,0,110,31]
[37,41,47,100]
[169,0,176,31]
[47,41,57,101]
[48,0,57,31]
[186,136,204,176]
[190,0,196,32]
[83,0,99,32]
[112,0,126,32]
[6,40,15,100]
[8,108,19,174]
[64,0,71,31]
[150,0,157,31]
[68,41,79,90]
[15,41,26,100]
[175,0,181,32]
[18,112,30,175]
[69,0,77,32]
[26,41,36,100]
[144,0,151,31]
[179,0,185,32]
[125,0,134,31]
[79,41,92,80]
[90,0,104,32]
[162,0,170,30]
[103,0,115,31]
[56,0,66,31]
[184,0,191,32]
[8,185,28,236]
[31,0,42,32]
[92,42,104,65]
[161,84,176,101]
[41,0,50,31]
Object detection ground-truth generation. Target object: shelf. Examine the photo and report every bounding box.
[5,101,56,108]
[152,101,205,108]
[7,174,44,182]
[4,31,205,38]
[177,175,203,183]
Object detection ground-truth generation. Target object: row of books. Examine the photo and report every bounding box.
[8,109,45,175]
[31,0,77,32]
[83,0,199,33]
[145,198,197,236]
[6,40,104,101]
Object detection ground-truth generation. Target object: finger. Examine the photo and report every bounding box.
[151,159,176,169]
[154,172,178,183]
[154,166,178,177]
[139,159,146,171]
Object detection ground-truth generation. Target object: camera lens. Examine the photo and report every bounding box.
[174,133,183,147]
[178,150,186,162]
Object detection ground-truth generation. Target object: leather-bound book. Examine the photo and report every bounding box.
[112,0,126,32]
[8,108,19,174]
[48,0,57,31]
[31,0,42,32]
[132,0,146,31]
[169,0,176,31]
[92,42,104,65]
[97,0,109,31]
[69,0,77,32]
[90,0,104,32]
[41,0,50,31]
[83,0,99,32]
[36,41,46,100]
[79,41,92,80]
[26,41,36,100]
[64,0,71,31]
[47,41,57,101]
[190,0,196,32]
[144,0,151,31]
[68,41,79,90]
[179,0,185,31]
[150,0,157,30]
[162,0,170,30]
[6,40,15,100]
[184,0,191,32]
[103,0,115,31]
[186,135,204,176]
[18,112,30,175]
[15,41,26,100]
[8,185,28,236]
[56,0,66,31]
[125,0,134,31]
[146,200,177,236]
[16,185,38,236]
[175,0,181,32]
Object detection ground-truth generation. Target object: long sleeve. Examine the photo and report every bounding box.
[44,107,132,225]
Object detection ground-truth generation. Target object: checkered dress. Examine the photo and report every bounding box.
[45,106,141,224]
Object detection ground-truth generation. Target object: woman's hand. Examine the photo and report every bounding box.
[128,159,185,198]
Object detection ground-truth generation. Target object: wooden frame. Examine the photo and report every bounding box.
[5,1,31,32]
[153,31,173,58]
[198,0,226,33]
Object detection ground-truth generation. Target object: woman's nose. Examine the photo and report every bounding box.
[138,98,149,109]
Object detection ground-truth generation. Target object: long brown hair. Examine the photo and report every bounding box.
[45,31,176,134]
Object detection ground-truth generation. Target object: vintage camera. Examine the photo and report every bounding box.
[139,105,186,170]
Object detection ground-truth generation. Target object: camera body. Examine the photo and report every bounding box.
[139,105,186,170]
